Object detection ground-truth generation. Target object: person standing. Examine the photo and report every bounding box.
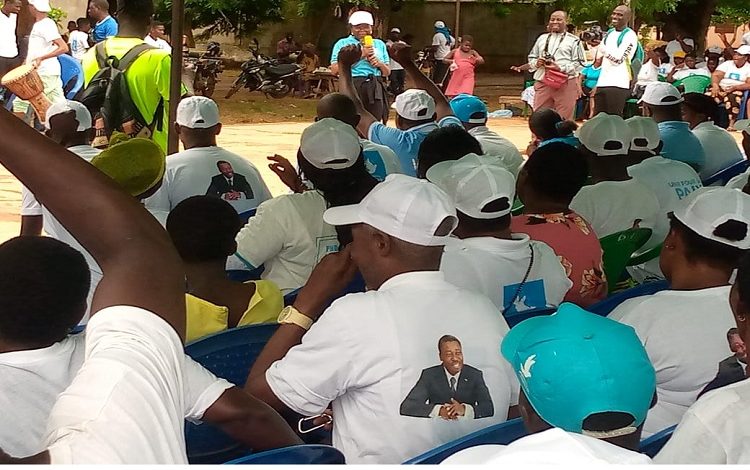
[0,0,21,78]
[87,0,117,44]
[330,10,390,124]
[431,20,454,86]
[143,21,171,52]
[276,32,299,62]
[595,5,639,116]
[527,11,585,120]
[443,35,483,98]
[68,18,90,62]
[386,27,405,96]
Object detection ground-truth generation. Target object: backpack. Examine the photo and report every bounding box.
[74,41,164,148]
[605,27,644,81]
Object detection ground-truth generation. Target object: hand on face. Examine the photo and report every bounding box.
[294,244,358,320]
[388,41,412,65]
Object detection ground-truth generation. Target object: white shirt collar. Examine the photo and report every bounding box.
[377,271,446,292]
[459,234,532,254]
[444,367,461,384]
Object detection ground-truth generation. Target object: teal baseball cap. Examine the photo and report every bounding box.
[449,94,487,124]
[501,303,656,437]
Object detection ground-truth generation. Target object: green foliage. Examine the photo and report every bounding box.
[47,6,67,26]
[154,0,284,38]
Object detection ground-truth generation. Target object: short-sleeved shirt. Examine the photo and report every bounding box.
[692,121,744,179]
[0,12,18,58]
[265,271,518,464]
[597,28,639,89]
[43,306,233,463]
[608,286,735,437]
[718,60,750,89]
[330,35,390,78]
[432,32,454,60]
[144,146,272,216]
[657,121,706,171]
[143,35,171,52]
[368,116,462,176]
[235,191,338,293]
[26,18,62,76]
[665,38,695,64]
[68,30,89,61]
[361,138,402,181]
[511,212,606,308]
[467,126,524,177]
[91,16,118,43]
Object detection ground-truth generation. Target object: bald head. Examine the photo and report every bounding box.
[316,93,360,129]
[548,10,568,33]
[612,4,631,30]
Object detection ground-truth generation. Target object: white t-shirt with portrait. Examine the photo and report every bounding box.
[665,38,695,64]
[692,121,745,179]
[235,190,338,293]
[26,18,62,76]
[609,286,736,437]
[432,33,454,60]
[43,306,233,464]
[68,30,89,61]
[718,60,750,90]
[266,271,518,464]
[440,235,572,314]
[654,378,750,464]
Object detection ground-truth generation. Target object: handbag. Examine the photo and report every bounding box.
[542,68,569,89]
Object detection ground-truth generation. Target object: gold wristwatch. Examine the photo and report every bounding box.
[278,305,314,331]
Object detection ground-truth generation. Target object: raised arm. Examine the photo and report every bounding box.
[389,42,454,121]
[336,44,379,137]
[0,109,185,340]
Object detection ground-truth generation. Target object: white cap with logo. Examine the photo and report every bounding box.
[625,116,661,155]
[426,153,516,219]
[28,0,51,13]
[300,118,361,170]
[673,187,750,249]
[349,10,374,26]
[323,174,458,246]
[44,100,92,131]
[577,113,631,157]
[176,96,221,129]
[391,89,436,121]
[640,82,684,106]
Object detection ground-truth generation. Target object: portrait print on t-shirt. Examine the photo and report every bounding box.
[206,160,255,202]
[400,334,494,420]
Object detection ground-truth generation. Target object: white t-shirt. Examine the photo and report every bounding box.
[468,126,524,177]
[441,428,652,465]
[440,235,572,314]
[744,32,750,46]
[718,60,750,90]
[654,378,750,464]
[235,190,338,293]
[361,137,403,181]
[570,179,660,238]
[636,60,659,86]
[609,286,736,437]
[26,18,62,76]
[145,146,271,216]
[692,121,745,179]
[671,66,710,81]
[597,28,639,89]
[68,30,89,61]
[266,271,518,464]
[0,11,18,58]
[43,306,233,464]
[665,38,695,64]
[432,33,454,60]
[727,168,750,191]
[144,34,171,52]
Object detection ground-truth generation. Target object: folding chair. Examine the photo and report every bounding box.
[58,54,84,99]
[225,445,345,464]
[588,279,670,317]
[702,159,750,187]
[599,228,652,293]
[639,425,677,458]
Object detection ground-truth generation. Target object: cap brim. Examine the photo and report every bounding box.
[424,159,454,185]
[500,314,551,364]
[322,204,363,227]
[736,119,750,134]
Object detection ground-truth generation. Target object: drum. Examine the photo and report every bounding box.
[0,64,52,122]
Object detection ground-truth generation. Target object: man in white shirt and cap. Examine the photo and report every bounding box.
[431,20,455,86]
[244,174,519,464]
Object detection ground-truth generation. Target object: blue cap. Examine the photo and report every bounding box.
[501,303,655,437]
[449,94,487,124]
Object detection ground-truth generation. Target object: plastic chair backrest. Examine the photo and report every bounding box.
[702,159,750,187]
[740,90,750,121]
[403,418,526,464]
[639,425,676,458]
[599,228,652,292]
[238,208,257,224]
[58,54,84,99]
[678,74,711,94]
[225,445,345,464]
[504,306,557,328]
[588,279,670,316]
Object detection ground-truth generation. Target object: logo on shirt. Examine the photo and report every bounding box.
[315,235,340,263]
[669,179,702,200]
[503,279,548,314]
[363,149,387,181]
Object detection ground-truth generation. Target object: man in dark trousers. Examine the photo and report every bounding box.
[206,160,254,201]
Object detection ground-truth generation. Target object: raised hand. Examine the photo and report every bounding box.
[338,44,363,69]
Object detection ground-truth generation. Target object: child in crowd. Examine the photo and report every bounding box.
[526,108,578,155]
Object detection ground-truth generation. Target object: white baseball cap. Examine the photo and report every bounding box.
[323,174,458,246]
[426,153,516,219]
[736,119,750,135]
[673,187,750,249]
[390,27,401,33]
[300,118,361,170]
[639,82,684,106]
[737,45,750,56]
[707,46,723,55]
[434,21,446,28]
[348,10,374,26]
[28,0,51,12]
[577,113,631,157]
[391,89,436,121]
[176,96,220,129]
[44,100,92,131]
[625,116,661,155]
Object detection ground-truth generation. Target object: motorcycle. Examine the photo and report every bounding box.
[225,39,302,99]
[184,41,224,98]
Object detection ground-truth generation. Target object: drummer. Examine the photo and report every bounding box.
[12,0,67,122]
[330,10,391,124]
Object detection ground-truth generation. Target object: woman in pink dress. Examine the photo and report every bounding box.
[443,35,484,97]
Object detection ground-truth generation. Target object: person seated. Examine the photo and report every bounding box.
[0,108,300,463]
[166,196,283,343]
[710,45,750,131]
[235,118,377,293]
[448,94,523,176]
[428,153,572,314]
[609,187,750,437]
[442,303,655,464]
[570,113,660,239]
[145,97,272,218]
[526,108,578,156]
[682,93,744,180]
[698,327,747,398]
[727,120,750,191]
[654,252,750,464]
[244,174,520,464]
[667,52,711,84]
[416,124,482,178]
[633,41,668,99]
[512,143,607,307]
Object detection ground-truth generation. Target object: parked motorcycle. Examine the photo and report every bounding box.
[225,39,302,99]
[184,41,224,98]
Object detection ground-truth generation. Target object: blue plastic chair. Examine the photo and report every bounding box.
[58,54,84,99]
[226,265,264,282]
[504,306,557,328]
[639,425,676,458]
[589,280,670,317]
[740,90,750,122]
[225,445,345,464]
[403,418,527,464]
[184,324,279,464]
[238,208,257,225]
[702,159,750,187]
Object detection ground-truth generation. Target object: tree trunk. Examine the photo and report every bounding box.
[658,0,718,52]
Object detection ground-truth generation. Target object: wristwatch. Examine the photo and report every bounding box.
[278,305,314,331]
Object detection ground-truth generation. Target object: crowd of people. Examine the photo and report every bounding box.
[3,0,750,465]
